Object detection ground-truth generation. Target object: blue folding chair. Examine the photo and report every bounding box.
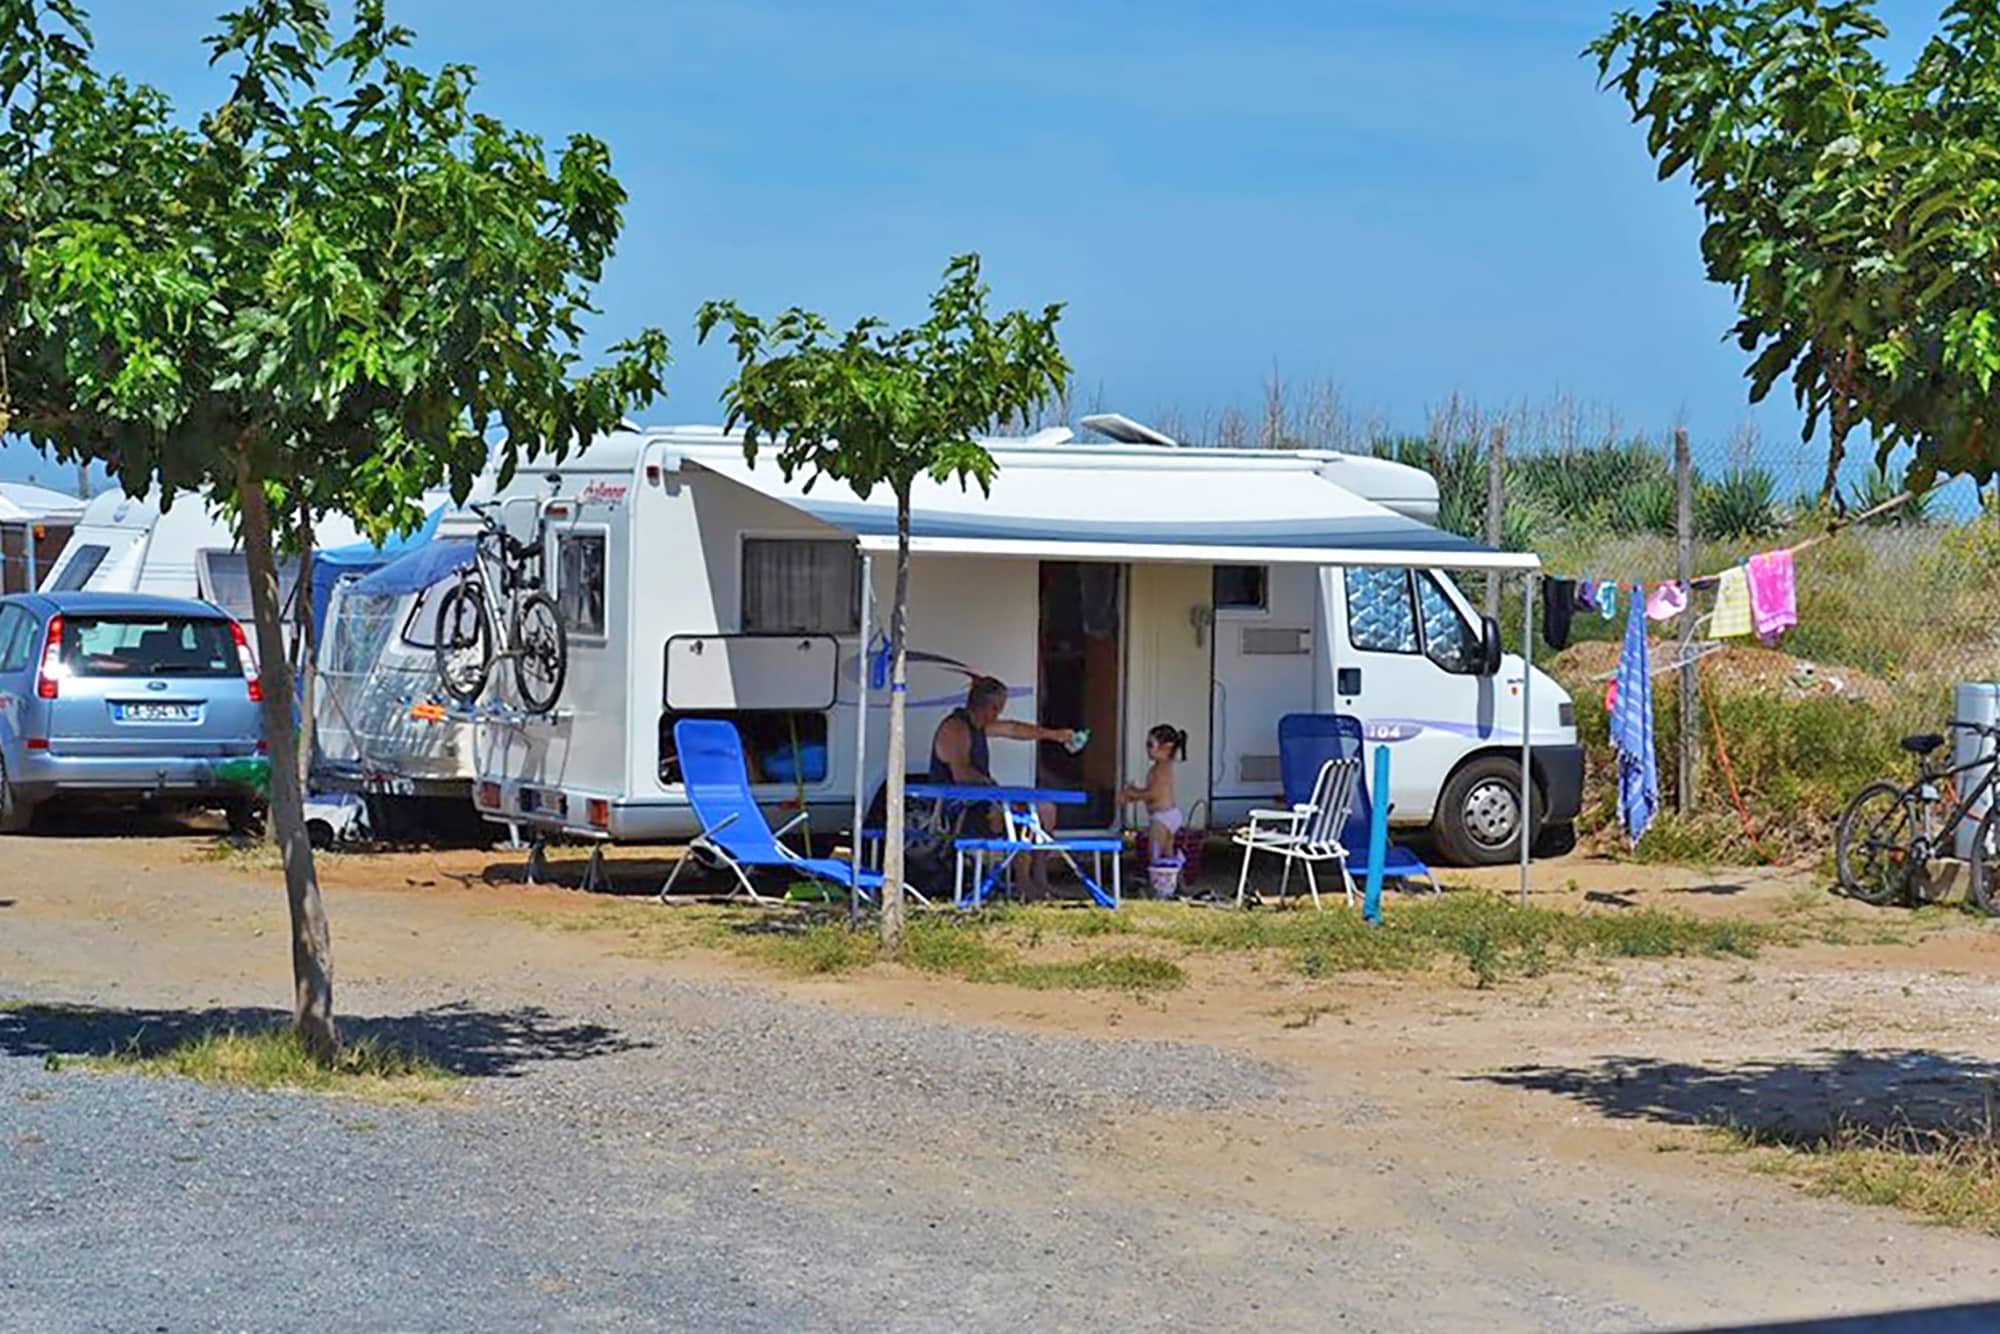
[660,718,884,904]
[1277,714,1440,895]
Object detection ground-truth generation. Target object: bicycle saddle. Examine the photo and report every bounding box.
[1900,733,1946,755]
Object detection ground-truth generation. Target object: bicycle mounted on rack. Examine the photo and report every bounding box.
[432,500,569,714]
[1835,719,2000,914]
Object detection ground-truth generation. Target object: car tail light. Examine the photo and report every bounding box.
[228,621,263,703]
[256,740,269,754]
[478,781,501,810]
[25,737,48,751]
[35,614,63,699]
[587,798,610,830]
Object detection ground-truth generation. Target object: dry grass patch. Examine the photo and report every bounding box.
[1718,1123,2000,1236]
[73,1027,454,1103]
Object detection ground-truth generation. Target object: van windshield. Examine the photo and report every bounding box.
[61,616,238,677]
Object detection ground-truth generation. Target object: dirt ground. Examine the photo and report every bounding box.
[9,825,2000,1329]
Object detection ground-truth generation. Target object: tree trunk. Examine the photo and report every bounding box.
[235,451,338,1060]
[1819,340,1858,508]
[879,488,912,952]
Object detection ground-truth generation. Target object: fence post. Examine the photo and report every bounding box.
[1674,427,1697,814]
[1484,423,1506,620]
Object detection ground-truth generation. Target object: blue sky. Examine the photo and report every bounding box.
[0,0,1952,497]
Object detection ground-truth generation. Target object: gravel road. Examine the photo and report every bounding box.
[10,836,2000,1332]
[3,978,1315,1333]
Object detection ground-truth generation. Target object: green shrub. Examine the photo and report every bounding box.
[1697,467,1782,540]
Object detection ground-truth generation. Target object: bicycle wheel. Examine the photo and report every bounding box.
[511,590,568,713]
[433,577,493,705]
[1969,804,2000,917]
[1834,779,1918,906]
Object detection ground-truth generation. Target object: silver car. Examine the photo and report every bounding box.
[0,592,266,833]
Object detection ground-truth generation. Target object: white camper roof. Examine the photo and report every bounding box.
[652,431,1531,573]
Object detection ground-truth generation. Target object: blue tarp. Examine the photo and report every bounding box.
[349,536,475,599]
[308,507,446,638]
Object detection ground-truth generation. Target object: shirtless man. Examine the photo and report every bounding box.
[928,676,1074,896]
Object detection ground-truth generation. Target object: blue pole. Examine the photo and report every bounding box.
[1362,742,1391,925]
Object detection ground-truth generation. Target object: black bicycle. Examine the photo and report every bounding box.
[433,502,568,714]
[1835,721,2000,914]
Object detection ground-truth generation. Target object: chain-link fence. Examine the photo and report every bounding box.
[1117,383,2000,865]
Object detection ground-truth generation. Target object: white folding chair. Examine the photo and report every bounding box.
[1231,757,1362,909]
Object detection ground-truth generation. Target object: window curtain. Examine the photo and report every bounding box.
[742,540,858,634]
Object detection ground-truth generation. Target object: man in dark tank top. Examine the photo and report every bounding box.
[929,676,1074,897]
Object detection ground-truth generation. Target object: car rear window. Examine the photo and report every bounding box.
[61,616,238,678]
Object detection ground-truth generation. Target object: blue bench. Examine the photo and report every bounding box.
[953,836,1122,910]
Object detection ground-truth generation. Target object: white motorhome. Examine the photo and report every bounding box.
[470,421,1582,866]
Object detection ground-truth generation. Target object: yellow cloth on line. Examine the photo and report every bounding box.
[1711,565,1754,638]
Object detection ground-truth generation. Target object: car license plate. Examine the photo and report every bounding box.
[116,702,200,722]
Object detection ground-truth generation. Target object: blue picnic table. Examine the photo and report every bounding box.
[905,784,1120,909]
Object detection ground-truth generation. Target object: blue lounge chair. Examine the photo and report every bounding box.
[660,718,884,904]
[1277,713,1440,895]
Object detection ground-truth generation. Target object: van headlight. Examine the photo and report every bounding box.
[1559,702,1574,728]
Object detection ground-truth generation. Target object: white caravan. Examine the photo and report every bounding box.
[469,422,1582,866]
[312,510,485,826]
[40,488,368,615]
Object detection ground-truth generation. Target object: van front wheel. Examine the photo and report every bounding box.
[1432,756,1542,867]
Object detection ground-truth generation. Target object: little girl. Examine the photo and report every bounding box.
[1120,723,1188,862]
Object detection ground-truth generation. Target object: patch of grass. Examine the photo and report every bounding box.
[745,922,879,976]
[78,1027,452,1102]
[192,838,285,872]
[1716,1123,2000,1236]
[1002,894,1763,987]
[985,954,1184,992]
[901,919,1008,976]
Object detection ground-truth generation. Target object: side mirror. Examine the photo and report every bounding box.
[1480,616,1503,676]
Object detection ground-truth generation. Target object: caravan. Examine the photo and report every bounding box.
[468,421,1582,867]
[41,489,368,617]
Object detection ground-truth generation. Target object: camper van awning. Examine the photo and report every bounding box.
[686,453,1537,572]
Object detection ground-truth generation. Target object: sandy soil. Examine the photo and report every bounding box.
[7,827,2000,1329]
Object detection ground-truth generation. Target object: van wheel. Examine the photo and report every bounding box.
[1431,756,1542,867]
[0,756,36,835]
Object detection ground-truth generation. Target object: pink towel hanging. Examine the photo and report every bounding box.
[1746,549,1797,640]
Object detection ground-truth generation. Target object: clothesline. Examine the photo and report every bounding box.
[1538,489,1915,591]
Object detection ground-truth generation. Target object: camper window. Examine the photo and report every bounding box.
[1213,564,1268,613]
[49,544,107,592]
[556,531,607,638]
[659,710,830,787]
[1344,567,1419,655]
[1416,574,1480,674]
[741,539,860,634]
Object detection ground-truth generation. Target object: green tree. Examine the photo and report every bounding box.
[1591,1,2000,494]
[1,0,667,1055]
[697,256,1067,949]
